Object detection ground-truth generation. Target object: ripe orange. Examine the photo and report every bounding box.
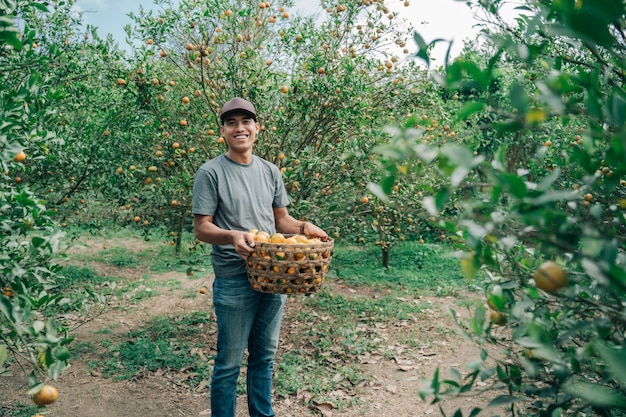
[116,167,123,174]
[148,166,157,172]
[533,261,568,294]
[199,287,207,294]
[133,216,141,222]
[180,119,188,127]
[360,196,369,204]
[2,287,13,297]
[13,151,27,163]
[489,310,507,326]
[116,78,127,86]
[32,385,58,406]
[317,67,326,74]
[182,96,190,104]
[146,39,153,45]
[270,233,286,243]
[280,86,289,93]
[294,235,310,243]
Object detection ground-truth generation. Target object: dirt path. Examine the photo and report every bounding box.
[1,237,494,417]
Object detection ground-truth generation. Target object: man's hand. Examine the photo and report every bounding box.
[233,231,256,258]
[303,222,328,239]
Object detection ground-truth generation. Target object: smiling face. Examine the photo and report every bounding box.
[220,113,260,163]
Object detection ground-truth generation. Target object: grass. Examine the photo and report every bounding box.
[95,311,214,386]
[13,227,487,414]
[330,241,483,295]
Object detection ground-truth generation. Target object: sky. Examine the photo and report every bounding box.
[73,0,489,65]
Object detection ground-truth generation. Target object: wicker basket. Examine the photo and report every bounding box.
[245,235,333,294]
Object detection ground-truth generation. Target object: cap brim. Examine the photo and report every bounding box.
[220,109,257,122]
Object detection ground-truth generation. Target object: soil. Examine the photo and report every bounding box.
[0,236,500,417]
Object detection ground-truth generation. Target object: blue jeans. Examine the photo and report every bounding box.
[211,273,286,417]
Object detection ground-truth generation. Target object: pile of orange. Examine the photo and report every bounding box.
[249,229,322,245]
[245,229,333,294]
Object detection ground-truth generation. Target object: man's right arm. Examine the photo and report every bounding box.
[194,214,255,258]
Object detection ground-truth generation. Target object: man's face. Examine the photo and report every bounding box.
[220,113,260,153]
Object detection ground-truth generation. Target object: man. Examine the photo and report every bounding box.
[192,97,327,417]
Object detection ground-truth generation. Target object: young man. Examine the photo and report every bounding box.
[192,97,327,417]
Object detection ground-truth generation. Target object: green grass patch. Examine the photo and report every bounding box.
[330,241,483,295]
[95,311,214,387]
[0,402,40,417]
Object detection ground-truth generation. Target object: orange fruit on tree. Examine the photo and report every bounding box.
[489,310,507,326]
[133,216,141,222]
[13,151,27,163]
[172,142,180,149]
[360,196,369,204]
[533,261,568,294]
[32,385,58,406]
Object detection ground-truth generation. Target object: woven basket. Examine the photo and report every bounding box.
[245,235,333,294]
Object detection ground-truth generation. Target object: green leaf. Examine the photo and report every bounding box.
[595,343,626,388]
[562,376,626,408]
[455,101,486,121]
[461,253,480,280]
[0,344,7,367]
[487,394,523,407]
[510,82,529,113]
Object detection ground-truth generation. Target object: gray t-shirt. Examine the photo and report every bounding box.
[192,154,289,277]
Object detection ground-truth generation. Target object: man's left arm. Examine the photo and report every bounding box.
[274,207,328,238]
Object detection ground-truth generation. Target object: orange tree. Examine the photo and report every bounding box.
[377,0,626,415]
[0,0,164,238]
[117,0,443,265]
[1,0,74,398]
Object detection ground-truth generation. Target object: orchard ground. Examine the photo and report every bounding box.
[1,234,506,417]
